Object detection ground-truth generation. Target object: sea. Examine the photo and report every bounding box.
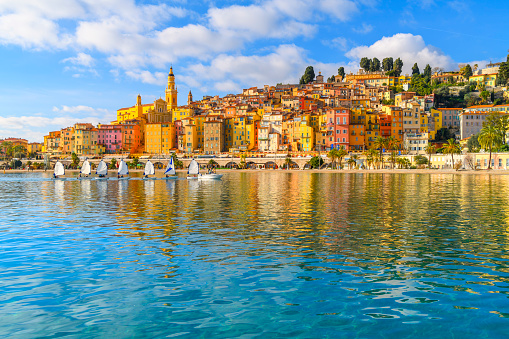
[1,171,509,338]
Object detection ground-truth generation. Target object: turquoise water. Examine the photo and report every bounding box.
[2,172,509,338]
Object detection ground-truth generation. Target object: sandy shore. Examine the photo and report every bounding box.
[2,168,508,175]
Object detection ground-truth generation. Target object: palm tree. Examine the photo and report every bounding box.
[328,148,338,169]
[440,138,461,170]
[337,146,348,169]
[284,156,292,170]
[389,151,398,169]
[478,125,502,169]
[364,149,373,169]
[424,143,436,169]
[373,137,386,169]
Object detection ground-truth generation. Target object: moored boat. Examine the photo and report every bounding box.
[95,160,109,180]
[78,159,92,179]
[53,161,66,180]
[163,157,178,179]
[117,159,130,180]
[143,160,157,180]
[187,159,199,179]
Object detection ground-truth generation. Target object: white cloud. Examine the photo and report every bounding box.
[329,37,349,51]
[124,70,167,86]
[52,105,110,116]
[353,23,373,34]
[319,0,358,21]
[62,53,94,67]
[346,33,456,73]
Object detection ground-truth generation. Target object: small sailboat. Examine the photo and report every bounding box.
[143,160,157,180]
[117,159,130,180]
[95,160,109,180]
[163,157,178,179]
[187,159,200,179]
[78,159,91,179]
[53,161,66,180]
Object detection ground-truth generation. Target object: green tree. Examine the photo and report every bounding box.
[337,146,348,169]
[373,137,387,169]
[423,64,432,79]
[480,90,490,103]
[466,133,481,152]
[132,157,139,168]
[328,148,338,169]
[382,57,393,72]
[338,67,345,79]
[360,57,370,72]
[109,158,117,169]
[424,143,436,169]
[71,152,79,168]
[299,66,315,84]
[171,153,183,169]
[309,156,324,169]
[371,57,381,72]
[394,58,403,77]
[414,155,429,165]
[412,63,420,75]
[347,155,357,169]
[434,127,453,142]
[284,155,292,170]
[478,125,503,169]
[327,75,336,83]
[461,64,473,79]
[440,138,461,169]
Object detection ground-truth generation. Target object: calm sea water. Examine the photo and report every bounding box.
[2,172,509,338]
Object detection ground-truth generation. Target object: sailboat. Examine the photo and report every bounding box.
[163,157,178,179]
[95,160,109,180]
[143,160,157,180]
[53,161,66,180]
[78,159,91,179]
[187,159,200,179]
[117,159,130,180]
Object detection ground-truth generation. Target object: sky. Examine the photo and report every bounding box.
[0,0,508,142]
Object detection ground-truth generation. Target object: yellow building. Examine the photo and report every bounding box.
[172,107,194,122]
[72,123,102,156]
[144,123,176,154]
[429,109,443,140]
[469,73,498,88]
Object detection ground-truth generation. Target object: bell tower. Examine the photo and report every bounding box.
[165,67,178,111]
[188,90,193,105]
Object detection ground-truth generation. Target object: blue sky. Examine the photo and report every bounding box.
[0,0,508,142]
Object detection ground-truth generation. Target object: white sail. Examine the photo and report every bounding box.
[118,160,129,175]
[54,161,65,176]
[188,159,199,175]
[96,160,108,176]
[144,160,155,176]
[80,160,91,175]
[164,157,176,175]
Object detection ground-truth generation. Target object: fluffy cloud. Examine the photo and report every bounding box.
[52,105,110,117]
[353,23,373,34]
[346,33,456,73]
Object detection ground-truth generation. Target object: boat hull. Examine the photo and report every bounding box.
[199,174,223,180]
[94,177,109,181]
[143,177,157,180]
[161,176,178,180]
[187,176,199,180]
[117,177,130,181]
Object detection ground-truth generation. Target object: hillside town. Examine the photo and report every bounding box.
[5,55,509,170]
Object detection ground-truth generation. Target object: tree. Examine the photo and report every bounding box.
[132,157,139,168]
[434,128,453,142]
[423,64,432,79]
[484,113,509,144]
[337,146,348,169]
[371,58,381,72]
[480,90,490,103]
[347,155,357,169]
[360,57,370,72]
[394,58,403,77]
[171,153,183,169]
[284,155,292,170]
[414,155,429,165]
[328,148,338,169]
[440,138,461,169]
[467,133,481,152]
[478,125,502,169]
[461,64,473,79]
[382,57,393,72]
[109,158,117,169]
[373,137,387,169]
[338,67,345,80]
[424,143,436,169]
[412,63,420,75]
[309,156,324,169]
[327,75,336,83]
[299,66,315,84]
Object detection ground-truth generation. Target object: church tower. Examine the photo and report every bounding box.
[165,67,178,111]
[136,94,142,118]
[188,90,193,105]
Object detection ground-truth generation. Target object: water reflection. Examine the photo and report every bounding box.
[2,172,509,337]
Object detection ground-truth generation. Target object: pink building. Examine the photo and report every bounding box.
[326,107,350,150]
[174,121,183,149]
[97,124,122,154]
